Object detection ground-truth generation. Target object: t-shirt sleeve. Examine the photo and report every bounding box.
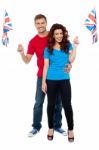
[68,42,73,52]
[27,39,35,55]
[44,47,50,59]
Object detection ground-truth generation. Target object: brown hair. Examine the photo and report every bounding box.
[48,23,70,54]
[34,14,47,22]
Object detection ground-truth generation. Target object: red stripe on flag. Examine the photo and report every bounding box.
[3,25,13,30]
[88,14,96,24]
[84,23,95,26]
[5,17,10,23]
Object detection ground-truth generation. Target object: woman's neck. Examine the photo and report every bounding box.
[53,43,61,50]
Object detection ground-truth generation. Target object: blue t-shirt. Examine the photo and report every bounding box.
[44,43,73,80]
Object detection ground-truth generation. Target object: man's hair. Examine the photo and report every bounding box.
[34,14,47,22]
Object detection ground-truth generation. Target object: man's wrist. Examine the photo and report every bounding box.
[20,50,24,55]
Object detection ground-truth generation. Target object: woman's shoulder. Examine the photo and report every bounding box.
[44,47,49,52]
[67,41,73,50]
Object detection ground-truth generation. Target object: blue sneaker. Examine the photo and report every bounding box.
[28,128,39,137]
[55,128,67,136]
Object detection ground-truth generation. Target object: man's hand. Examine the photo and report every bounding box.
[17,44,24,53]
[64,63,72,73]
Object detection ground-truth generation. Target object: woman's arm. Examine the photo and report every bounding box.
[69,36,79,63]
[69,45,77,63]
[42,59,49,93]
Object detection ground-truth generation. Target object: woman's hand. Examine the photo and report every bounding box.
[73,36,79,48]
[42,81,47,94]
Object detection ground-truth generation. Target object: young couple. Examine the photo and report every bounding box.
[17,14,79,142]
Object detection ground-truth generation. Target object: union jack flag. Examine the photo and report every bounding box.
[84,8,98,44]
[2,10,13,47]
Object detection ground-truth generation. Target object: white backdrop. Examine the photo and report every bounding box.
[0,0,99,150]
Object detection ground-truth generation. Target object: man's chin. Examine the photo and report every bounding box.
[39,29,46,33]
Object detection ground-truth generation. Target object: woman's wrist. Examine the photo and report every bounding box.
[73,43,78,50]
[42,78,46,83]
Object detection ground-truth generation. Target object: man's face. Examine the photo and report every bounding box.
[35,18,47,34]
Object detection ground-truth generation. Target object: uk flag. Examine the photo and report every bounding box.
[84,8,98,44]
[2,10,13,46]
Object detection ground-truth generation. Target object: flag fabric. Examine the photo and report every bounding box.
[84,8,98,44]
[2,10,13,46]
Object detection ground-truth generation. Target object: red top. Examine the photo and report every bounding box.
[27,35,48,77]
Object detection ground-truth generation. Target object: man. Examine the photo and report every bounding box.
[17,14,72,137]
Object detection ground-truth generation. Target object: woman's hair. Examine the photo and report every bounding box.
[47,23,70,54]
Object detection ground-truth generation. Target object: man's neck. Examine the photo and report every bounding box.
[38,31,48,37]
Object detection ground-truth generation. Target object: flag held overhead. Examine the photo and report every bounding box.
[2,10,13,47]
[84,8,98,44]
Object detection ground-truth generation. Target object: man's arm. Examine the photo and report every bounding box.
[17,44,33,64]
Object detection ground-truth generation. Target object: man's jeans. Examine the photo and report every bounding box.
[32,77,62,130]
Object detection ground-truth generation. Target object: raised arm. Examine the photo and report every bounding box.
[17,44,33,64]
[69,36,79,63]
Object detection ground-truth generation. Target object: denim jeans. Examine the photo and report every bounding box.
[32,77,62,130]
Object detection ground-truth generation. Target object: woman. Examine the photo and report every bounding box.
[42,23,79,142]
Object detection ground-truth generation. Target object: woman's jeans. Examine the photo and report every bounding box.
[46,79,74,130]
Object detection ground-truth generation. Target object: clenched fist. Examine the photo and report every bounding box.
[17,44,24,52]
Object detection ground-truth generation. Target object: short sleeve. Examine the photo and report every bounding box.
[27,39,35,55]
[68,42,73,53]
[44,47,50,59]
[68,42,73,52]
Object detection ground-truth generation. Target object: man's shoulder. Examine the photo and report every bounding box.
[29,33,48,44]
[30,35,38,42]
[28,35,38,46]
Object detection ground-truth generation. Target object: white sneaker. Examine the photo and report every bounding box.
[55,128,67,136]
[28,128,39,137]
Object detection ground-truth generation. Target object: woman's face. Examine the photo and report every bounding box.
[53,29,63,43]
